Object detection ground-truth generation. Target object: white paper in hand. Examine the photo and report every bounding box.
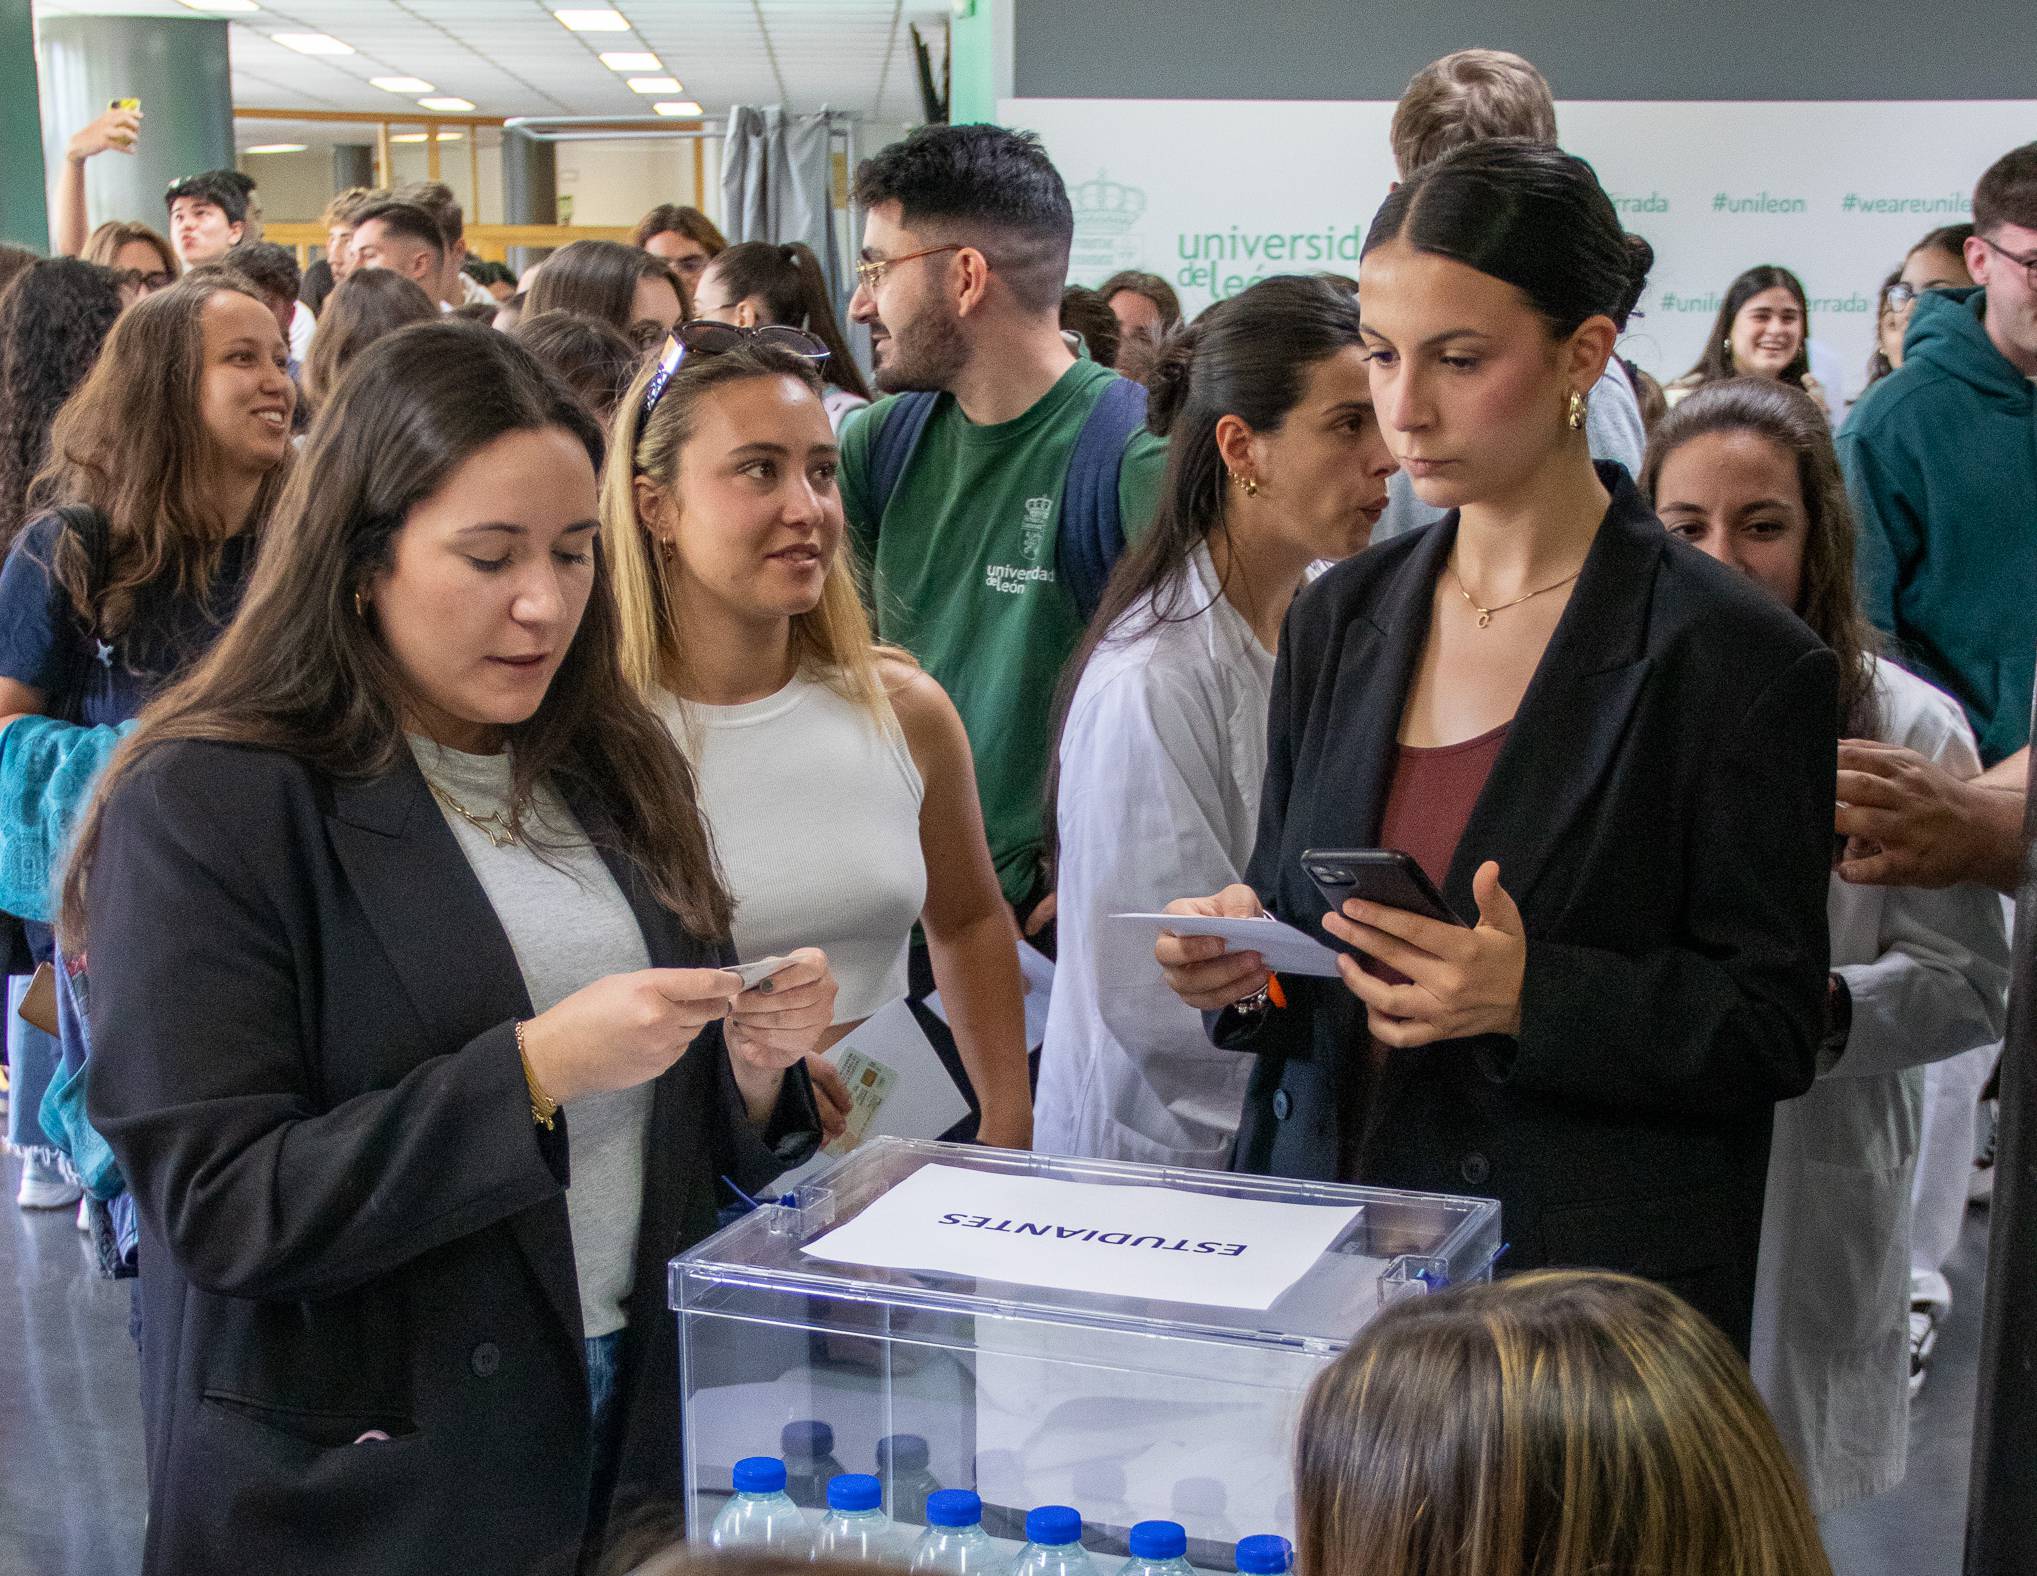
[1111,912,1344,978]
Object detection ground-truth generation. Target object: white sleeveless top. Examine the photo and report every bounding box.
[657,673,926,1022]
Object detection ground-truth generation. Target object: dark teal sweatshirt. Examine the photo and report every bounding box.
[1840,286,2037,764]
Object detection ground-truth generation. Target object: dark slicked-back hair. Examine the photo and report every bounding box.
[853,124,1074,314]
[1974,142,2037,236]
[351,199,446,259]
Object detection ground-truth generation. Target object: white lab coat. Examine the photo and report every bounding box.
[1035,547,1275,1167]
[1749,658,2010,1513]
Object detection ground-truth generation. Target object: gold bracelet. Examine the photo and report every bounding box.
[516,1020,559,1130]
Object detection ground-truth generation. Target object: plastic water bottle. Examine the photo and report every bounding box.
[1235,1536,1293,1576]
[1010,1505,1099,1576]
[815,1473,903,1563]
[1117,1520,1196,1576]
[877,1433,942,1524]
[708,1457,812,1554]
[782,1419,847,1512]
[908,1489,999,1575]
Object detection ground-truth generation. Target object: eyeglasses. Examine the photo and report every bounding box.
[1977,234,2037,292]
[853,243,966,292]
[113,268,176,293]
[639,319,831,420]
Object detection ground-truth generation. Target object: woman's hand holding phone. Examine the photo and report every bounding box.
[1155,884,1271,1011]
[1325,859,1528,1046]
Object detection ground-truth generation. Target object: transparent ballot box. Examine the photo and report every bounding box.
[671,1138,1501,1567]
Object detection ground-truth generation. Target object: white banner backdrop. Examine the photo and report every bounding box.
[1002,98,2037,405]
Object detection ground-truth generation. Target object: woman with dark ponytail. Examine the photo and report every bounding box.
[691,241,874,426]
[1036,276,1398,1167]
[1157,142,1838,1353]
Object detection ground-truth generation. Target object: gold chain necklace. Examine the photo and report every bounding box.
[1449,560,1584,629]
[425,778,521,848]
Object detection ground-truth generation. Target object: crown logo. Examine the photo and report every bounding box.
[1071,171,1145,233]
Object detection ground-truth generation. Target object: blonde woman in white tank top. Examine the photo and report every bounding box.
[598,330,1034,1148]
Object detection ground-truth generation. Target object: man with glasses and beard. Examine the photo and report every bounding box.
[840,125,1167,952]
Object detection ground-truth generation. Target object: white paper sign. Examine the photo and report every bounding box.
[801,1162,1361,1311]
[1111,912,1344,979]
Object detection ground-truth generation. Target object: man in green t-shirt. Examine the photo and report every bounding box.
[840,125,1168,939]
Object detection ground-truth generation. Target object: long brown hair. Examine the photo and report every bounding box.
[82,220,180,283]
[32,272,294,641]
[1295,1270,1833,1576]
[1640,376,1879,738]
[1679,264,1815,390]
[303,268,439,410]
[528,239,690,344]
[61,320,731,945]
[602,342,890,720]
[630,203,728,257]
[701,242,872,402]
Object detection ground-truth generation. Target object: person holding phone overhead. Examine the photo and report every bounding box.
[1156,141,1838,1353]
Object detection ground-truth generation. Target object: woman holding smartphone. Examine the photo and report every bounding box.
[1158,142,1838,1353]
[72,322,828,1574]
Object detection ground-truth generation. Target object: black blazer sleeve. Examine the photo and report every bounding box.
[1503,644,1835,1116]
[87,757,565,1303]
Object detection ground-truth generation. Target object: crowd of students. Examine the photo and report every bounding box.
[1,40,2034,1576]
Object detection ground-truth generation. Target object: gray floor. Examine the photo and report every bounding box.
[0,1149,1990,1576]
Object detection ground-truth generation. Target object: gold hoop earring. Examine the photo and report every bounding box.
[1566,390,1588,432]
[1239,475,1260,497]
[353,587,368,619]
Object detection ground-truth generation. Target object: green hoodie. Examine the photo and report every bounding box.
[1840,286,2037,765]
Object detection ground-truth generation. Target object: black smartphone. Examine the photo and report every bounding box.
[1301,848,1466,928]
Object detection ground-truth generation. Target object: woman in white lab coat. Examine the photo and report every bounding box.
[1036,276,1400,1166]
[1641,378,2009,1513]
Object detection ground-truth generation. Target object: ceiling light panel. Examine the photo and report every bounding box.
[242,143,307,154]
[598,51,661,71]
[552,8,631,31]
[417,96,476,112]
[370,76,435,94]
[654,101,704,118]
[270,32,354,55]
[627,77,681,94]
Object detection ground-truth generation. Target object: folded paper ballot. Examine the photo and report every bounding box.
[1110,911,1344,978]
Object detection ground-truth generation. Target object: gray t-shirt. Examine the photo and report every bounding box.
[410,738,653,1339]
[1368,358,1650,546]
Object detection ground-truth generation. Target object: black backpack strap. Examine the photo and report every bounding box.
[864,392,942,533]
[1055,376,1150,623]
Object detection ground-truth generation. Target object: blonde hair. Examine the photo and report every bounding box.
[1389,49,1558,179]
[600,343,891,718]
[83,221,179,281]
[1295,1270,1833,1576]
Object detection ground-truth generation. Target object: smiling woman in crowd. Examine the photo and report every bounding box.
[1666,264,1827,413]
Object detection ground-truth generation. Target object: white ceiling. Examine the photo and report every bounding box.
[32,0,949,123]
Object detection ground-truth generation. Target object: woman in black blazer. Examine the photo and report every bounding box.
[1159,144,1837,1353]
[69,322,829,1575]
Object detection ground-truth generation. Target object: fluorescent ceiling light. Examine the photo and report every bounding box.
[417,96,476,112]
[390,133,427,144]
[627,77,681,94]
[370,76,434,93]
[552,8,630,31]
[598,51,661,71]
[270,32,353,54]
[181,1,261,13]
[435,131,465,142]
[243,143,307,154]
[653,101,704,118]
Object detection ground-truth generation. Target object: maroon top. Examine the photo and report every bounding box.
[1376,721,1512,894]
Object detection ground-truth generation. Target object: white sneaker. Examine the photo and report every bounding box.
[16,1161,84,1210]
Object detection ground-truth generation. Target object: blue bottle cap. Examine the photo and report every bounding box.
[926,1489,983,1528]
[877,1433,932,1474]
[732,1456,787,1495]
[782,1419,836,1458]
[1129,1521,1187,1561]
[1235,1536,1292,1574]
[1025,1505,1084,1546]
[828,1473,883,1512]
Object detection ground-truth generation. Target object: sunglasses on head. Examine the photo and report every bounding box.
[640,319,831,419]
